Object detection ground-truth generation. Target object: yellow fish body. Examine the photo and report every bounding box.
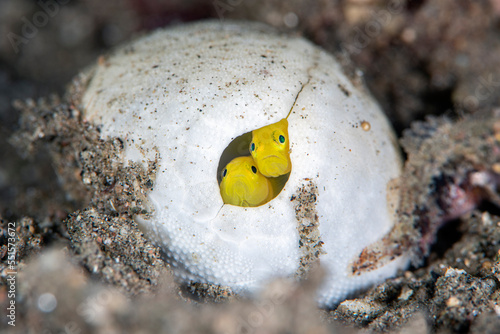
[220,156,274,207]
[250,118,291,178]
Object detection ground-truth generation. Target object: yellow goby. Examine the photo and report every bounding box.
[249,118,291,178]
[219,156,274,207]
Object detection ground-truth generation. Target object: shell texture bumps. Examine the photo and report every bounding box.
[81,20,409,307]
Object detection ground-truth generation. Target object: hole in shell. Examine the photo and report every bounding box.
[217,129,290,206]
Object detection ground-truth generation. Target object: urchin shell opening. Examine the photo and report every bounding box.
[216,131,253,184]
[216,129,290,206]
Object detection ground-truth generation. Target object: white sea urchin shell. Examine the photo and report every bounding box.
[81,20,409,307]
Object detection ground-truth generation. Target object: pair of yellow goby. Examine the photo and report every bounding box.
[219,118,291,207]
